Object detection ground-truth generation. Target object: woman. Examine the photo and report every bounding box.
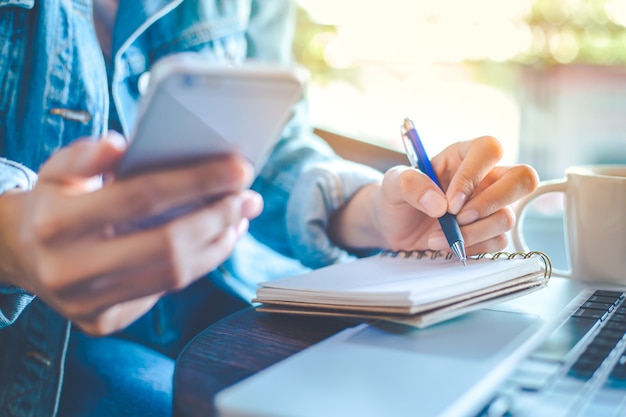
[0,0,538,415]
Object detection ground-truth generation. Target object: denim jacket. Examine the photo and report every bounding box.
[0,0,382,415]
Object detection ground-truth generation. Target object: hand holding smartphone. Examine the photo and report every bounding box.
[113,54,305,230]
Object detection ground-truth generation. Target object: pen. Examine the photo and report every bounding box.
[400,118,467,266]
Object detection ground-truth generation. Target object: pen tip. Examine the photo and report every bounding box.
[450,241,467,267]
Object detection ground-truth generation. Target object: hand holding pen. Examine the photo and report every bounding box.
[325,117,538,260]
[401,118,467,265]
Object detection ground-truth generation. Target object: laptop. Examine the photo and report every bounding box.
[214,277,626,417]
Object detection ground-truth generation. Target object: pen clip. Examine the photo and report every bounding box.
[400,127,419,168]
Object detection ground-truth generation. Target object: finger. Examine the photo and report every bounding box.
[73,293,163,336]
[52,154,255,237]
[438,136,504,214]
[427,206,515,251]
[50,196,249,312]
[456,165,538,225]
[460,206,515,247]
[383,166,448,218]
[463,234,509,256]
[75,221,243,319]
[57,193,251,285]
[39,132,127,185]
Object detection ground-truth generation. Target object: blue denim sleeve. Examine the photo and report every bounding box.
[0,158,37,328]
[286,158,383,269]
[250,100,383,270]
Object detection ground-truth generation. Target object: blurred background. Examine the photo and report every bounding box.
[292,0,626,269]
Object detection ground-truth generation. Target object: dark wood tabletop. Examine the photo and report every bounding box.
[172,307,357,417]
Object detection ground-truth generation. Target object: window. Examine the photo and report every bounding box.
[294,0,626,179]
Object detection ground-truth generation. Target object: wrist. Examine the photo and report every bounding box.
[0,159,37,287]
[328,182,385,250]
[0,190,29,288]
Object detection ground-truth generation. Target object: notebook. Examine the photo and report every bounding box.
[215,276,626,417]
[254,250,551,328]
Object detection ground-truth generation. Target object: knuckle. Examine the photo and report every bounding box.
[62,300,88,322]
[78,317,116,336]
[156,226,191,291]
[500,206,516,231]
[223,155,254,185]
[456,172,479,195]
[387,165,408,177]
[199,155,253,191]
[396,167,418,193]
[381,166,410,193]
[37,260,69,294]
[163,262,190,291]
[31,208,63,243]
[476,136,504,160]
[127,179,160,212]
[493,234,509,251]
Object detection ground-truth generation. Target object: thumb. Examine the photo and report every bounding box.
[39,132,127,185]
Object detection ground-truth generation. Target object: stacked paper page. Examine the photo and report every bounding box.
[254,253,550,328]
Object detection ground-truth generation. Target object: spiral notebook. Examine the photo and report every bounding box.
[254,250,552,328]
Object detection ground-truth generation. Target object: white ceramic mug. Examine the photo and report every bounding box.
[513,165,626,284]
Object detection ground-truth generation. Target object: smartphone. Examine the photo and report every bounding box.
[115,54,306,178]
[112,54,305,231]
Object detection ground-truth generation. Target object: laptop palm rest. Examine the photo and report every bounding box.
[215,309,542,417]
[349,309,538,360]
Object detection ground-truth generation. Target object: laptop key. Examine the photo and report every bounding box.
[608,313,626,323]
[573,308,608,320]
[568,357,604,380]
[581,301,614,311]
[593,290,624,299]
[588,294,623,305]
[596,328,624,342]
[606,354,626,389]
[603,320,626,331]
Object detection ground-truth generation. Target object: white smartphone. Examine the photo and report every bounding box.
[115,54,305,178]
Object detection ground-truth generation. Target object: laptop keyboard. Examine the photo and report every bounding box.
[483,290,626,417]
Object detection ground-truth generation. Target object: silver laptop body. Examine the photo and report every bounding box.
[215,277,626,417]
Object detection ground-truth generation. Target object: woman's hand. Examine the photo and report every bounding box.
[0,132,262,335]
[330,136,539,255]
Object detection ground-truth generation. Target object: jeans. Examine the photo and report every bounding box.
[57,331,175,417]
[57,277,250,417]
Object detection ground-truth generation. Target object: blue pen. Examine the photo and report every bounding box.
[400,118,467,266]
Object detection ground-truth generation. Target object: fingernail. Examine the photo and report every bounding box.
[449,192,466,214]
[457,209,479,225]
[240,192,263,218]
[104,131,127,150]
[419,189,447,217]
[235,218,249,238]
[428,232,448,250]
[84,175,103,191]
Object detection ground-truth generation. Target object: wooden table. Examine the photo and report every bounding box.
[173,307,356,417]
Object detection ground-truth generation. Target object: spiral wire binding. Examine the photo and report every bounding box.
[382,249,454,260]
[381,249,552,279]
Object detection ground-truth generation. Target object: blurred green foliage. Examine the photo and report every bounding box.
[294,0,626,70]
[520,0,626,65]
[293,6,359,85]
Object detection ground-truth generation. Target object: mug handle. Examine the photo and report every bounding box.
[512,179,570,277]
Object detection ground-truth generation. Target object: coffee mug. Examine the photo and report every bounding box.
[512,165,626,284]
